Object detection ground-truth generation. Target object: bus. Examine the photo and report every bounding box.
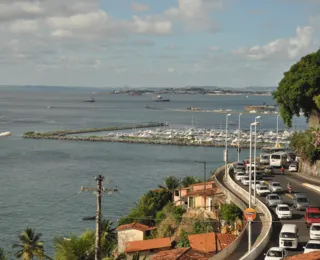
[260,146,287,158]
[270,152,287,167]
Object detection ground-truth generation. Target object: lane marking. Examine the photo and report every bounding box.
[285,193,293,199]
[302,183,320,194]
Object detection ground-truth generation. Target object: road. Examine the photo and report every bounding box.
[233,168,320,259]
[216,169,262,260]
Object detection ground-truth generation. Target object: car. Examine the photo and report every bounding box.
[293,193,309,210]
[269,182,283,193]
[305,207,320,227]
[288,164,298,172]
[264,166,273,175]
[241,177,250,185]
[276,204,292,219]
[252,182,261,190]
[304,240,320,253]
[260,154,270,165]
[257,185,271,196]
[266,194,282,207]
[264,247,287,260]
[310,224,320,239]
[235,172,247,181]
[234,168,245,174]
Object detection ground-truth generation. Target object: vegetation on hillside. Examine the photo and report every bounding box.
[273,49,320,127]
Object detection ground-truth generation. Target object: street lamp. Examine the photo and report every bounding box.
[194,161,207,210]
[225,114,231,180]
[276,114,280,147]
[238,113,242,162]
[253,116,261,205]
[248,121,259,252]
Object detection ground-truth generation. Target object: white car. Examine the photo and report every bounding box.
[241,177,250,185]
[264,247,287,260]
[235,172,247,181]
[234,168,245,174]
[304,240,320,253]
[252,183,261,190]
[276,204,292,219]
[288,164,298,172]
[310,224,320,239]
[257,185,271,196]
[269,182,283,193]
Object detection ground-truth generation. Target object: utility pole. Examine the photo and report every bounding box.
[81,175,118,260]
[204,161,207,210]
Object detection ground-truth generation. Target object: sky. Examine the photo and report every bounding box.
[0,0,320,88]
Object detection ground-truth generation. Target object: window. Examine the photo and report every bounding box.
[267,251,283,257]
[308,213,320,218]
[306,243,320,249]
[312,225,320,231]
[280,232,296,238]
[174,190,179,196]
[189,197,194,208]
[271,155,281,159]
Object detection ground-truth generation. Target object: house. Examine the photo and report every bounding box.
[173,181,225,211]
[116,222,156,253]
[152,247,214,260]
[125,237,172,259]
[188,232,236,253]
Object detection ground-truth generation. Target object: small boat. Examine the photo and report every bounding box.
[0,131,11,137]
[83,97,95,103]
[154,95,170,102]
[82,216,96,220]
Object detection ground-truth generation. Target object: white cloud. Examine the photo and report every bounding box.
[131,2,150,12]
[165,0,222,31]
[208,45,220,51]
[167,67,176,73]
[233,26,314,60]
[9,19,39,33]
[51,29,73,38]
[131,15,172,35]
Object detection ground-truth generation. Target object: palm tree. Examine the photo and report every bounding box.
[158,176,180,201]
[100,219,117,257]
[53,230,95,260]
[0,247,8,260]
[12,228,51,260]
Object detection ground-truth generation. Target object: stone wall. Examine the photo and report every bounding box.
[299,159,320,177]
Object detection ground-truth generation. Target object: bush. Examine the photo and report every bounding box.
[177,229,190,248]
[192,218,217,234]
[220,203,242,224]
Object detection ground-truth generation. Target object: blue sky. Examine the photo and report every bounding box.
[0,0,319,88]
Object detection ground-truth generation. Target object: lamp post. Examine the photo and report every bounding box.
[238,113,242,162]
[248,121,259,252]
[276,114,280,147]
[195,161,207,210]
[225,114,231,180]
[253,116,261,205]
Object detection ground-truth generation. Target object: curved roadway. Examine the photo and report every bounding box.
[234,168,320,259]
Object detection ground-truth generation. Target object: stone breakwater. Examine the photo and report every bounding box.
[23,134,265,149]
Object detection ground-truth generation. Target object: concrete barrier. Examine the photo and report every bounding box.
[211,165,248,260]
[226,166,273,260]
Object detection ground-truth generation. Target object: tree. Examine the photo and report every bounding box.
[100,219,117,257]
[192,219,217,234]
[53,230,95,260]
[273,49,320,127]
[0,248,8,260]
[181,176,200,188]
[177,229,190,248]
[158,176,180,201]
[220,203,242,224]
[12,228,51,260]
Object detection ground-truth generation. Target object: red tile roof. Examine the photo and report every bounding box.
[152,248,214,260]
[188,232,236,253]
[152,248,189,260]
[125,237,172,253]
[284,251,320,259]
[116,222,155,232]
[186,188,217,197]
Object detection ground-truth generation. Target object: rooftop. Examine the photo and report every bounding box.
[186,188,217,197]
[125,237,171,253]
[188,232,236,253]
[116,222,156,232]
[152,247,214,260]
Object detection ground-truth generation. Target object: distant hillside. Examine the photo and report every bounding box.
[0,85,105,93]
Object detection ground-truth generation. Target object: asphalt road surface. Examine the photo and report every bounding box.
[233,168,320,259]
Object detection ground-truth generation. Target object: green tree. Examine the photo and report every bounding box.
[100,219,117,257]
[53,230,95,260]
[0,248,8,260]
[273,49,320,127]
[181,176,200,188]
[177,229,190,248]
[12,228,51,260]
[192,219,217,234]
[220,203,242,224]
